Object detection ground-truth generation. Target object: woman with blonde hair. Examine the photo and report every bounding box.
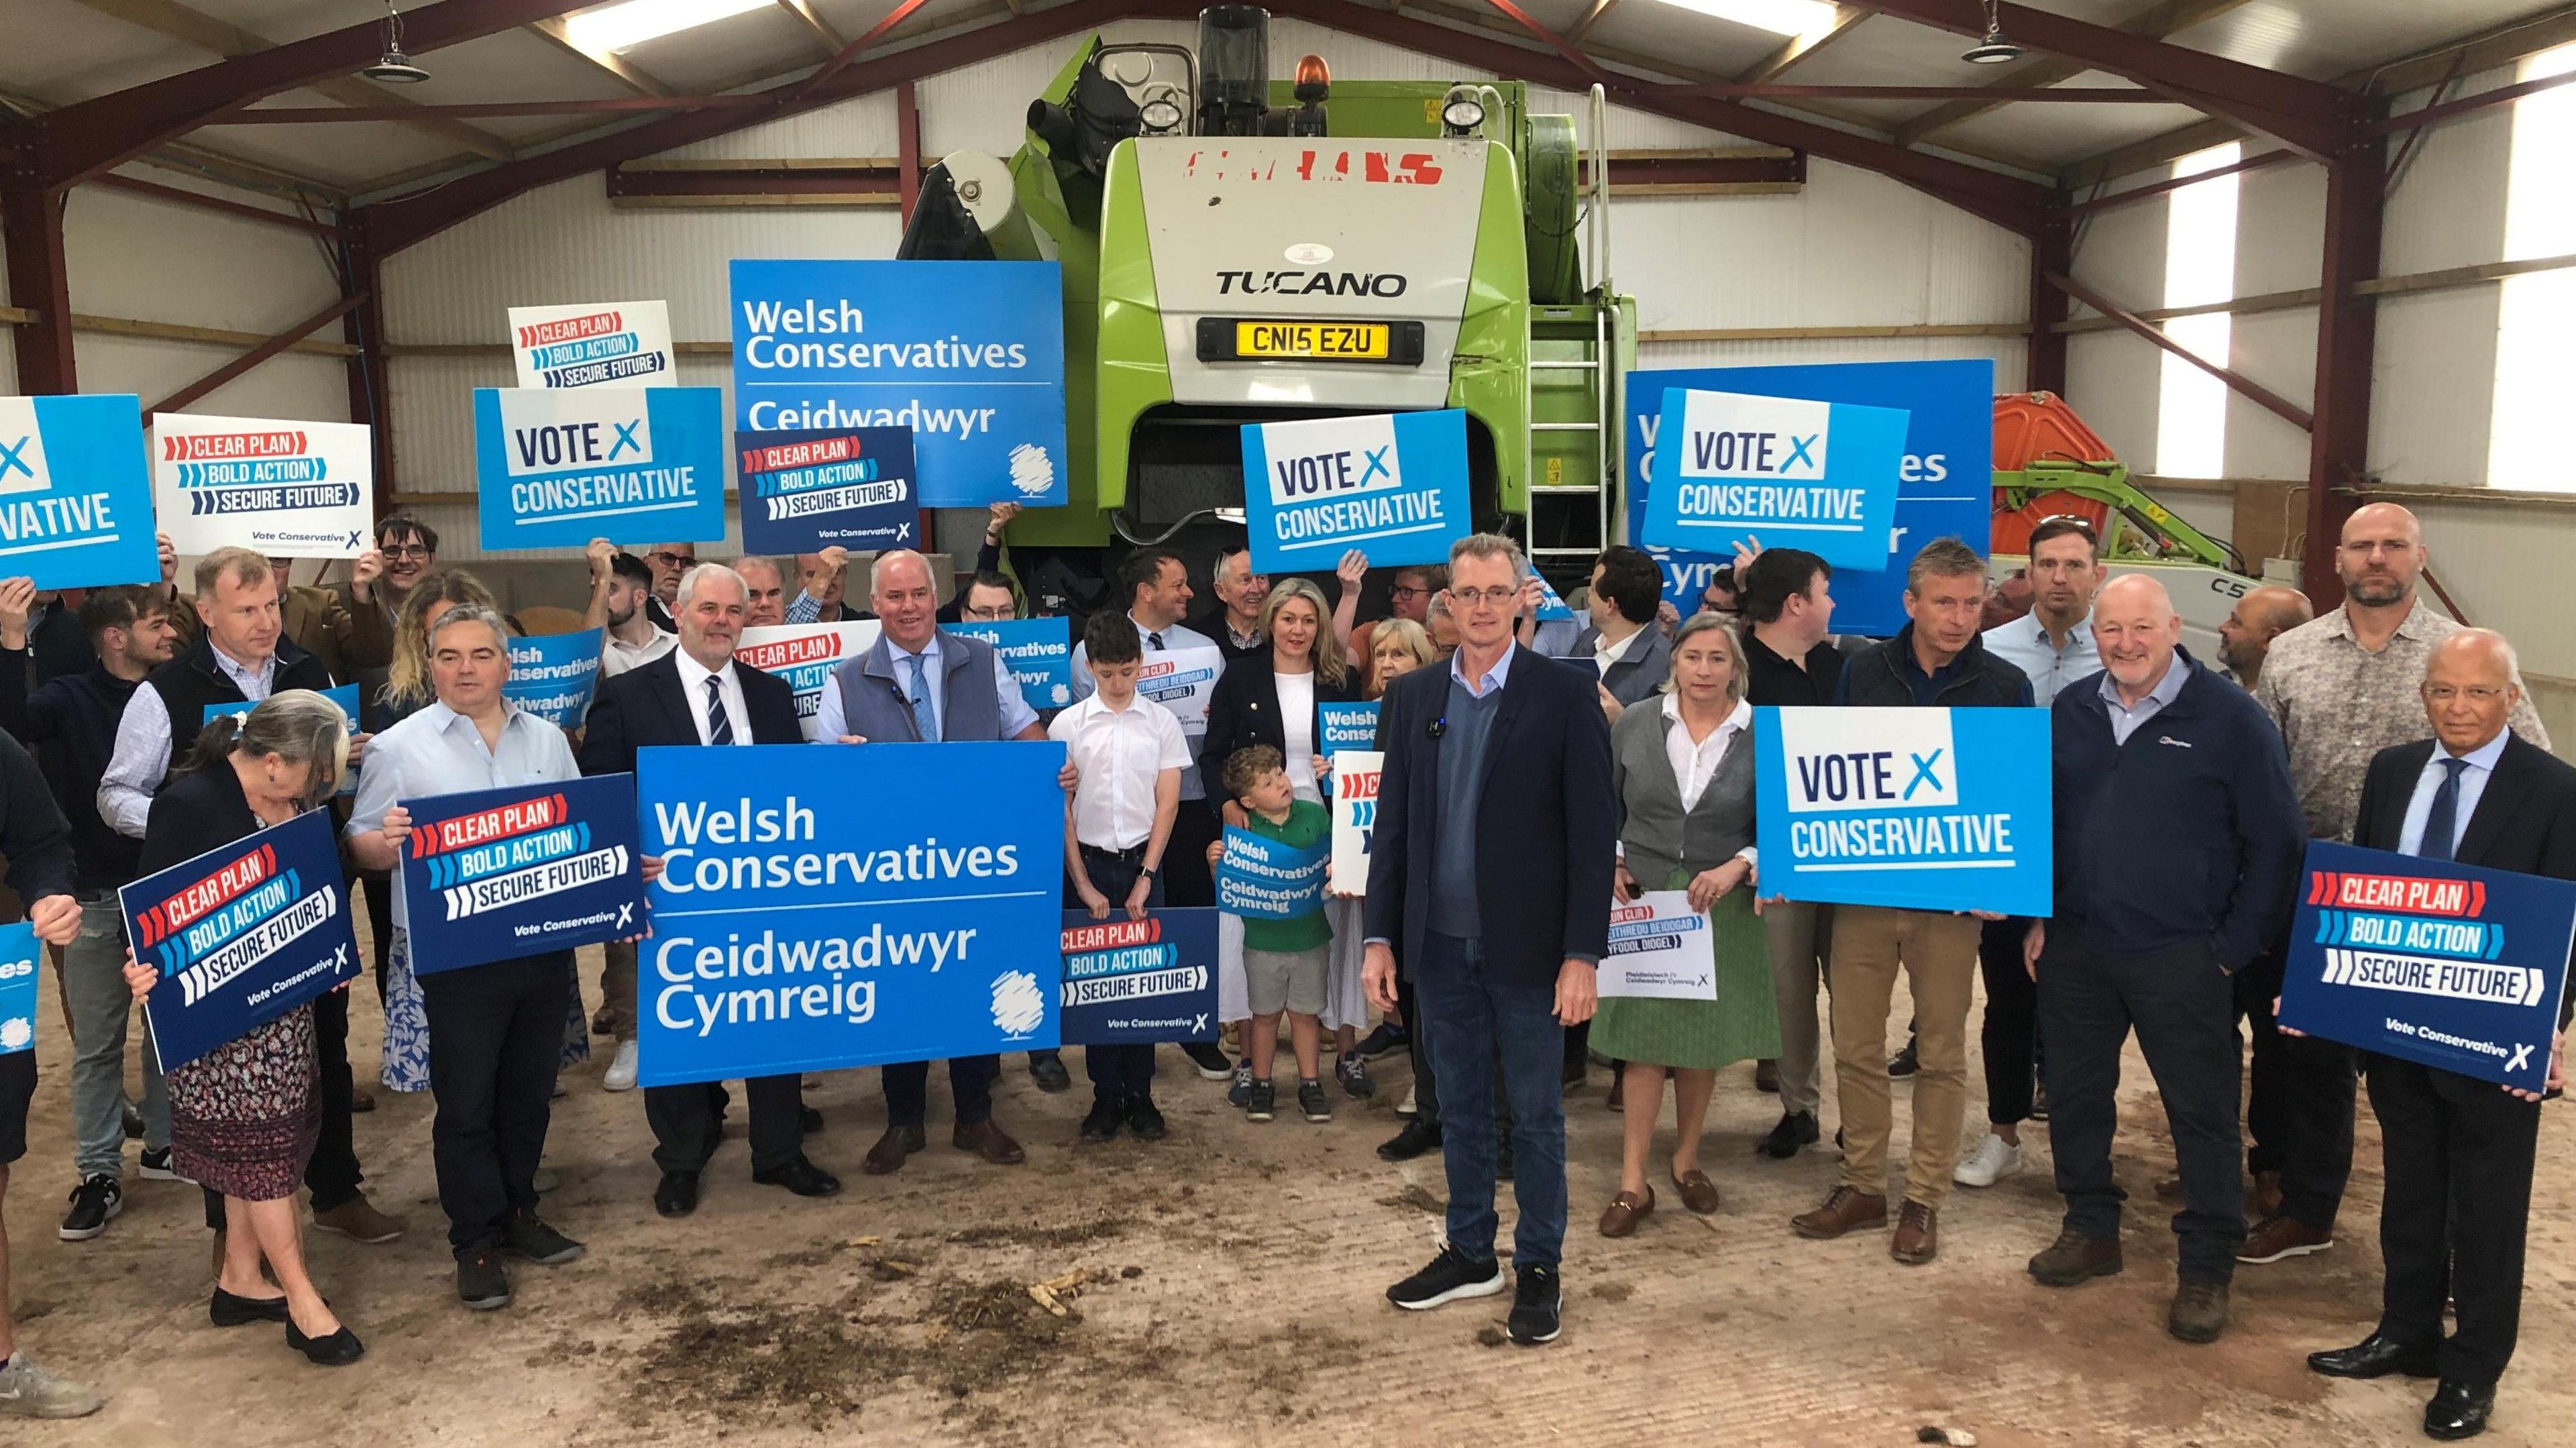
[1364,617,1436,701]
[372,571,509,731]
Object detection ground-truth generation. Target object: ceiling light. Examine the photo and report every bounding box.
[364,0,429,84]
[1650,0,1839,40]
[1962,0,2023,64]
[564,0,770,54]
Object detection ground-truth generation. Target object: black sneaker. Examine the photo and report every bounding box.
[1757,1111,1821,1160]
[1228,1062,1256,1109]
[1377,1119,1442,1162]
[58,1175,121,1241]
[1507,1266,1562,1345]
[1183,1041,1234,1080]
[1354,1021,1410,1060]
[1888,1041,1919,1079]
[1124,1097,1168,1141]
[1387,1244,1505,1311]
[1297,1078,1332,1122]
[456,1249,512,1311]
[1245,1080,1276,1122]
[500,1215,585,1266]
[1028,1051,1072,1093]
[1079,1097,1122,1144]
[1334,1050,1375,1099]
[138,1146,189,1182]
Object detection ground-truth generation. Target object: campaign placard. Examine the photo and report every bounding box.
[399,775,645,975]
[1059,907,1218,1046]
[1239,409,1472,575]
[502,629,603,729]
[635,740,1065,1087]
[1601,891,1718,1000]
[152,413,372,558]
[1330,750,1383,895]
[1218,826,1328,920]
[473,386,727,551]
[736,620,881,738]
[1318,700,1379,801]
[1642,389,1907,570]
[0,922,36,1056]
[730,260,1067,507]
[0,395,161,590]
[206,683,360,797]
[949,617,1073,714]
[1753,705,2052,917]
[1135,645,1223,746]
[1532,571,1575,622]
[121,807,361,1073]
[2279,841,2575,1093]
[1626,359,1992,635]
[509,300,676,390]
[737,425,919,555]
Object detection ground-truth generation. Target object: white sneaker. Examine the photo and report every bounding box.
[603,1040,639,1093]
[1395,1084,1418,1119]
[0,1351,103,1419]
[1953,1133,2023,1187]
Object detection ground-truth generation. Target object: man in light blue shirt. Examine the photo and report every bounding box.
[1983,516,2105,706]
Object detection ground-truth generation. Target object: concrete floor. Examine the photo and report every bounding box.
[4,940,2570,1447]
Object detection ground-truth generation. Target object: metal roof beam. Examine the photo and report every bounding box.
[1735,4,1870,85]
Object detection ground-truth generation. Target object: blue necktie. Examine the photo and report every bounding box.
[702,675,734,746]
[2417,756,2467,861]
[905,653,939,742]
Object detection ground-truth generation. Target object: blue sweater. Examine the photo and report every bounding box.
[2049,650,2305,967]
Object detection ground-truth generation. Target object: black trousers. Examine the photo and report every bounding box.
[303,985,362,1211]
[2037,936,2246,1283]
[2234,947,2357,1226]
[1069,846,1163,1103]
[419,952,570,1254]
[1161,805,1220,908]
[362,873,394,1003]
[2367,1054,2542,1385]
[884,1056,1000,1127]
[1978,916,2040,1125]
[647,1072,804,1176]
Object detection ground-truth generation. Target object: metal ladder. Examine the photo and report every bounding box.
[1525,84,1616,575]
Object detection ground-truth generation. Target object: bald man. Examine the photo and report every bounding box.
[2023,574,2304,1345]
[2216,585,2312,691]
[2249,502,2550,1266]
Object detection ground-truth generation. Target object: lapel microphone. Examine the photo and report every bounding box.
[1428,717,1446,739]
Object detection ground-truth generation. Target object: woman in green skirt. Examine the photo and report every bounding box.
[1594,612,1782,1236]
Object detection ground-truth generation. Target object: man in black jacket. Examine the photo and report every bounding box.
[2022,574,2304,1345]
[2307,628,2576,1442]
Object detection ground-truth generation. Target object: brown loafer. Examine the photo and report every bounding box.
[1891,1201,1939,1265]
[953,1119,1026,1166]
[1670,1168,1720,1215]
[1597,1186,1655,1237]
[1790,1185,1888,1239]
[861,1123,927,1176]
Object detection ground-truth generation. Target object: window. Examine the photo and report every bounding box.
[2488,42,2576,490]
[2153,142,2243,480]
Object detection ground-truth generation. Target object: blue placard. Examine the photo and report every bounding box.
[1317,701,1379,801]
[1239,409,1472,575]
[207,683,360,796]
[502,630,603,729]
[1216,826,1330,919]
[1059,907,1219,1046]
[1642,388,1908,570]
[730,260,1067,508]
[1753,704,2052,917]
[737,426,920,554]
[0,922,36,1056]
[948,618,1074,714]
[1626,359,1993,635]
[121,807,362,1073]
[1532,572,1575,622]
[473,386,728,551]
[635,740,1065,1087]
[0,394,162,590]
[2280,841,2576,1093]
[398,775,645,976]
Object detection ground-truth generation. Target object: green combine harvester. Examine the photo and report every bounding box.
[897,5,1635,596]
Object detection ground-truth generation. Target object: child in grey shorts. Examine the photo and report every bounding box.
[1210,745,1334,1124]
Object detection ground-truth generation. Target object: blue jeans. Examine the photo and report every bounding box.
[1413,932,1567,1272]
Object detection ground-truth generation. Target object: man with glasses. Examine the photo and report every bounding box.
[641,543,696,631]
[1344,563,1442,675]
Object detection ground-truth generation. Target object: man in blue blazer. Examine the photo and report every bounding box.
[1361,535,1616,1347]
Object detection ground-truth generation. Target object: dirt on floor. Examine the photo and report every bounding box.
[5,940,2571,1447]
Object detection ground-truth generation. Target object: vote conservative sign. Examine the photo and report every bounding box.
[1641,388,1907,570]
[152,414,372,559]
[508,300,676,390]
[1059,907,1219,1047]
[2279,841,2575,1093]
[1239,409,1471,575]
[121,807,362,1073]
[730,260,1067,508]
[634,740,1065,1087]
[1625,359,1992,636]
[737,425,918,556]
[474,386,727,551]
[737,620,881,739]
[0,922,35,1056]
[1753,705,2051,917]
[0,395,160,590]
[400,775,645,975]
[949,618,1073,714]
[501,629,604,729]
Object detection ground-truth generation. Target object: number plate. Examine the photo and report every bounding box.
[1232,321,1391,360]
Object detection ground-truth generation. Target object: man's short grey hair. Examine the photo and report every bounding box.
[1448,533,1523,573]
[732,555,785,586]
[676,561,747,610]
[871,549,932,595]
[427,604,511,654]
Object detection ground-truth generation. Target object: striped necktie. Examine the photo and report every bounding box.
[703,675,735,746]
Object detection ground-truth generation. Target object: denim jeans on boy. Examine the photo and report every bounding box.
[67,892,167,1178]
[1412,931,1567,1272]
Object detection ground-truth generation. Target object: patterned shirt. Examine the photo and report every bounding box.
[2254,598,2550,843]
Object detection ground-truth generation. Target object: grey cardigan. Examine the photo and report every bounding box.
[1611,697,1756,889]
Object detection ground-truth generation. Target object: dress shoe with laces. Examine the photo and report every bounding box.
[799,1105,825,1135]
[862,1123,928,1176]
[2168,1279,2229,1343]
[954,1120,1026,1165]
[1791,1186,1888,1240]
[2308,1332,2442,1380]
[653,1170,700,1218]
[1597,1186,1654,1238]
[1890,1201,1939,1264]
[309,1193,405,1245]
[753,1155,843,1197]
[2027,1229,2124,1286]
[2423,1378,2496,1441]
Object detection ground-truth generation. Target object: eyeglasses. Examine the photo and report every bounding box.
[1448,586,1519,608]
[2424,685,2510,703]
[380,543,431,559]
[1387,584,1428,602]
[647,551,696,569]
[961,604,1017,621]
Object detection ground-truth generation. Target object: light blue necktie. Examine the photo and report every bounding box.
[905,653,939,742]
[2416,756,2467,861]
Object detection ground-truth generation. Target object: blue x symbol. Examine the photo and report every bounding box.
[0,436,32,482]
[1358,445,1393,485]
[1783,433,1819,471]
[1903,748,1943,800]
[609,420,643,460]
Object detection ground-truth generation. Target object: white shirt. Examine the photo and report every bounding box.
[1049,691,1191,852]
[1983,610,2102,706]
[2398,729,2508,858]
[1592,624,1644,678]
[600,624,678,679]
[345,701,581,930]
[1665,694,1751,812]
[813,632,1039,743]
[100,643,283,838]
[1067,612,1222,799]
[1276,669,1320,804]
[674,649,755,747]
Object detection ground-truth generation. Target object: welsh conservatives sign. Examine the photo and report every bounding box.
[1239,409,1470,575]
[474,386,726,551]
[0,395,161,590]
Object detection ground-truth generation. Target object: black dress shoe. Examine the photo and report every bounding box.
[799,1105,824,1135]
[1079,1099,1122,1144]
[2424,1378,2495,1441]
[210,1286,291,1327]
[2308,1331,2441,1380]
[1125,1097,1167,1141]
[753,1155,842,1198]
[1377,1119,1442,1162]
[286,1320,366,1366]
[1028,1051,1073,1093]
[1757,1111,1821,1160]
[653,1170,701,1218]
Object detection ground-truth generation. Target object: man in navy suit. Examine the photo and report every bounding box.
[1362,534,1615,1347]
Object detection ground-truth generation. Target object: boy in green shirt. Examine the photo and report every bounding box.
[1210,745,1334,1123]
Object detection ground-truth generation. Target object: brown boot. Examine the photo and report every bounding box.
[2239,1213,2332,1264]
[2249,1170,2284,1221]
[2027,1229,2124,1286]
[309,1193,405,1245]
[1890,1201,1939,1265]
[1597,1186,1655,1238]
[861,1123,926,1176]
[2168,1279,2231,1343]
[953,1119,1026,1165]
[1790,1185,1888,1239]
